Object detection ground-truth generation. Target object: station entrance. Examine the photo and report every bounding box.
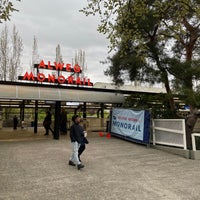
[0,81,124,139]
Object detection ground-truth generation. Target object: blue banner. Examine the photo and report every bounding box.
[110,108,150,145]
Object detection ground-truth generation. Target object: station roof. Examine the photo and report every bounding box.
[93,82,166,94]
[0,81,124,104]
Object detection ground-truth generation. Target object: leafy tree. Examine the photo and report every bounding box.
[81,0,200,112]
[0,0,21,23]
[124,93,179,118]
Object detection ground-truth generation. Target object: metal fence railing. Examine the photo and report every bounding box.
[152,119,187,150]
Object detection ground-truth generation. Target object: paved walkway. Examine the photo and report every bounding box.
[0,128,200,200]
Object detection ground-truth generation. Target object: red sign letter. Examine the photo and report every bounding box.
[58,75,66,84]
[48,74,55,83]
[38,60,46,69]
[54,62,64,71]
[67,76,74,84]
[66,64,71,72]
[47,61,53,70]
[73,64,81,73]
[37,73,46,82]
[76,77,81,85]
[87,78,92,86]
[23,72,35,81]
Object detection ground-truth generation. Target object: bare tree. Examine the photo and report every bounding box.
[55,44,63,63]
[0,24,23,81]
[54,44,63,77]
[9,25,23,81]
[74,49,87,79]
[31,35,39,75]
[0,24,9,80]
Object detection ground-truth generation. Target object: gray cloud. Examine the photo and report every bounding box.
[1,0,112,83]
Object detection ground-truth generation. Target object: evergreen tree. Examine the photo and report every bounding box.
[0,0,21,23]
[81,0,200,112]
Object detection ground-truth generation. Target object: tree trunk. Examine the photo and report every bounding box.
[182,18,199,149]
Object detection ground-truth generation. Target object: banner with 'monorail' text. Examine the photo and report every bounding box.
[110,108,150,144]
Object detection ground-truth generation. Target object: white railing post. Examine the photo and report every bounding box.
[191,133,200,151]
[152,120,155,145]
[192,134,196,151]
[182,119,187,150]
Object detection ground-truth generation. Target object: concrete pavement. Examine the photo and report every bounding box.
[0,128,200,200]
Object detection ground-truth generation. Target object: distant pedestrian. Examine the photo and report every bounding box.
[43,111,54,136]
[13,115,18,130]
[68,115,84,170]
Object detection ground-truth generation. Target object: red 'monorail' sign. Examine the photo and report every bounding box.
[18,60,93,86]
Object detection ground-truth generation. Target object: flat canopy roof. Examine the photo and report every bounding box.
[0,81,124,104]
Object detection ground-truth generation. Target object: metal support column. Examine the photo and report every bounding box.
[20,100,25,122]
[100,103,104,118]
[54,101,61,140]
[100,103,104,129]
[34,100,38,134]
[83,102,87,130]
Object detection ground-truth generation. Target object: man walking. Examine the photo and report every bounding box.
[43,111,54,136]
[69,115,84,170]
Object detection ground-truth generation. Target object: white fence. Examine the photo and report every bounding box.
[152,119,187,150]
[192,133,200,151]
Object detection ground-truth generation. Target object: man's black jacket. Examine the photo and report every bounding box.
[70,123,83,143]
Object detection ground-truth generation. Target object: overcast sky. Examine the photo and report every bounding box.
[0,0,113,83]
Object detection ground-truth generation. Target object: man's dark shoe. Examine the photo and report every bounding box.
[77,164,84,170]
[68,160,75,166]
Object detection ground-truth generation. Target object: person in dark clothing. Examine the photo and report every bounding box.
[13,115,18,130]
[68,115,84,170]
[43,111,54,136]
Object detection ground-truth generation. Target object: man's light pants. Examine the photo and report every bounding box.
[70,141,81,165]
